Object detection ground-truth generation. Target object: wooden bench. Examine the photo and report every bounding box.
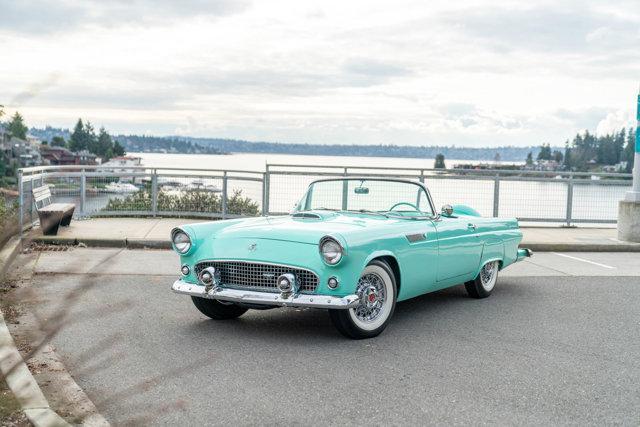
[32,185,75,236]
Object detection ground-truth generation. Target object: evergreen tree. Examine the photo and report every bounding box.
[69,119,88,152]
[51,136,66,147]
[537,143,552,160]
[434,153,446,169]
[96,127,113,159]
[85,122,98,154]
[113,140,126,157]
[623,127,636,173]
[525,152,533,166]
[552,150,563,163]
[7,112,28,139]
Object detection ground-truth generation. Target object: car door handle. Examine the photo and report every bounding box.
[467,223,477,230]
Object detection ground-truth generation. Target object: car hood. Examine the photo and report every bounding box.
[213,212,392,244]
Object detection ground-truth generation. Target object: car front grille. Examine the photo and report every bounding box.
[194,261,319,294]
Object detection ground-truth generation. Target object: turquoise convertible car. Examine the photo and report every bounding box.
[171,178,532,339]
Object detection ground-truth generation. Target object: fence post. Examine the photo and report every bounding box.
[493,174,500,217]
[151,169,158,217]
[263,166,270,216]
[565,174,574,227]
[80,168,86,216]
[18,170,24,242]
[222,172,228,219]
[419,169,425,183]
[341,167,348,210]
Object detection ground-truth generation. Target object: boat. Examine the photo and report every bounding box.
[104,182,140,193]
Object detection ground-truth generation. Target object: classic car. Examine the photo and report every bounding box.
[171,178,532,339]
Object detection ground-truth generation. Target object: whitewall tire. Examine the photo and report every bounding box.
[465,260,499,299]
[329,260,397,339]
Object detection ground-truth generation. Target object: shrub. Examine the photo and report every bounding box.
[103,189,259,216]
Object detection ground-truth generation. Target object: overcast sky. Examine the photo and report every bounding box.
[0,0,638,146]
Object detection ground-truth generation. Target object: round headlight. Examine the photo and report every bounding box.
[320,237,343,265]
[172,229,191,254]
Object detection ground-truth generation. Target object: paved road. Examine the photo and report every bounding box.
[23,249,640,425]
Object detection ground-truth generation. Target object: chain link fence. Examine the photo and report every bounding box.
[17,164,632,234]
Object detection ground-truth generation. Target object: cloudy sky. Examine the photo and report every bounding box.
[0,0,638,146]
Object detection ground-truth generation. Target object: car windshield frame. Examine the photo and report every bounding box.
[295,178,437,219]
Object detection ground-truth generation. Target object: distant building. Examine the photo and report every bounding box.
[3,137,42,167]
[40,146,97,166]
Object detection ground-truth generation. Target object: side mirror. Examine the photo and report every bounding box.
[441,204,454,216]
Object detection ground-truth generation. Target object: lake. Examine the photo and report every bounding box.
[129,152,517,171]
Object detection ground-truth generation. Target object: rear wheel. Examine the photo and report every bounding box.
[191,296,248,320]
[465,261,499,299]
[329,260,397,339]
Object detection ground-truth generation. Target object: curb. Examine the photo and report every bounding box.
[33,236,171,250]
[0,235,22,277]
[32,236,640,252]
[0,236,110,426]
[0,310,71,427]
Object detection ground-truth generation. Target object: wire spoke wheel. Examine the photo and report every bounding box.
[353,273,387,323]
[480,261,498,291]
[465,260,500,299]
[329,260,397,339]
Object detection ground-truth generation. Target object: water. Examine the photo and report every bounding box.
[129,152,516,171]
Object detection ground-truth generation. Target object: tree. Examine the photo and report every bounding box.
[537,143,552,160]
[69,119,88,152]
[563,141,572,169]
[85,121,97,153]
[525,152,533,166]
[96,127,113,158]
[623,127,636,173]
[6,112,28,139]
[51,136,66,147]
[113,140,125,157]
[552,150,563,163]
[434,153,446,169]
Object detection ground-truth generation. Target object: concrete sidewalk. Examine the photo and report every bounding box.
[29,217,640,252]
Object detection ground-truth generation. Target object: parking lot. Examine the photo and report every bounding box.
[13,249,640,425]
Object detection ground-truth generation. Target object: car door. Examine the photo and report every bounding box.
[433,216,483,282]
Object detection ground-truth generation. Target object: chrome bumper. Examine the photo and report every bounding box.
[171,279,360,309]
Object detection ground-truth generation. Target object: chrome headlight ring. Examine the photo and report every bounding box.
[319,236,344,265]
[171,227,192,254]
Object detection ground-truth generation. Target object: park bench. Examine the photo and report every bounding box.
[32,185,75,236]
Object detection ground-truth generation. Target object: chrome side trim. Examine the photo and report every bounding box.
[172,279,359,309]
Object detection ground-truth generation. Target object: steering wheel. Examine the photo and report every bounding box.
[388,202,420,212]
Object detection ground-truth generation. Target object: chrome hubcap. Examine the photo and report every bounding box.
[480,261,497,291]
[354,273,386,322]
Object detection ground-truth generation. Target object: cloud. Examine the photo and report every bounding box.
[596,110,635,135]
[0,0,250,35]
[446,5,639,53]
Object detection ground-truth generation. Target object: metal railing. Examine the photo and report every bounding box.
[18,163,632,234]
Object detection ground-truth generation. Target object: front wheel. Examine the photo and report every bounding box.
[465,261,499,299]
[191,296,248,320]
[329,260,397,339]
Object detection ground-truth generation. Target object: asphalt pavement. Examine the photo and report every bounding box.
[20,249,640,425]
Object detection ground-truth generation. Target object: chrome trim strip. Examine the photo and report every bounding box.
[172,279,359,309]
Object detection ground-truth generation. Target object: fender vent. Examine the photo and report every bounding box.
[406,233,426,243]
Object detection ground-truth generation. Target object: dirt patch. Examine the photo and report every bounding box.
[0,379,29,427]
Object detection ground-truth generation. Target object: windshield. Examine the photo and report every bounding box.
[296,179,434,218]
